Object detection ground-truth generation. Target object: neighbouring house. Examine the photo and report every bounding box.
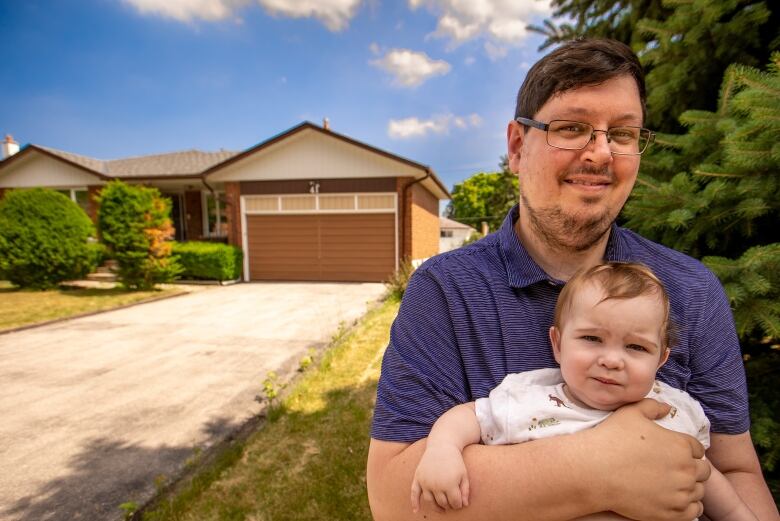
[439,216,477,253]
[0,123,450,282]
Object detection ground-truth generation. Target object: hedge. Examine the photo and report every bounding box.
[172,241,243,281]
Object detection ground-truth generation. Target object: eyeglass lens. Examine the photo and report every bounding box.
[547,120,650,154]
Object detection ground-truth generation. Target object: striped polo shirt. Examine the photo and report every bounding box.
[371,205,749,442]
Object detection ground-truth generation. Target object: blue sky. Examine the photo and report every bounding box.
[0,0,552,192]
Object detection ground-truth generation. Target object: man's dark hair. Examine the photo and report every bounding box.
[515,38,647,123]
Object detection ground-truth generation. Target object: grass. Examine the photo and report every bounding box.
[139,296,400,521]
[0,280,182,332]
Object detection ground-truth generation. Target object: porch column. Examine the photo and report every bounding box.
[87,185,102,223]
[224,182,242,248]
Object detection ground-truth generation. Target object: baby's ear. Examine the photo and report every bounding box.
[658,347,670,367]
[549,326,562,364]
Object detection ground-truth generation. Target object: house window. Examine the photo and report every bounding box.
[203,191,228,238]
[56,188,89,215]
[441,230,454,238]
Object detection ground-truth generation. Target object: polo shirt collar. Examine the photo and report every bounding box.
[498,205,632,288]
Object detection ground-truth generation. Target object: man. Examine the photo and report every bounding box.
[367,39,778,521]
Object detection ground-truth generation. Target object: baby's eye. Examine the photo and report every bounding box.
[581,335,602,343]
[627,344,648,352]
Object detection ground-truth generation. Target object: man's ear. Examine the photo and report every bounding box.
[658,347,670,368]
[550,326,562,364]
[507,120,525,171]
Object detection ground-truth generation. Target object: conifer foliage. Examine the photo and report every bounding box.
[624,55,780,484]
[96,181,181,290]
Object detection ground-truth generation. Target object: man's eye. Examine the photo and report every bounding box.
[627,344,648,352]
[556,123,588,134]
[582,335,601,343]
[610,128,638,141]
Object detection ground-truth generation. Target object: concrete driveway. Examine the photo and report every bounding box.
[0,282,385,521]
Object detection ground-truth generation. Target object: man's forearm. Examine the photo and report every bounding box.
[722,470,778,520]
[707,432,779,520]
[368,435,599,521]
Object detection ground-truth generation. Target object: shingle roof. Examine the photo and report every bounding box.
[106,149,238,177]
[35,146,239,178]
[37,146,107,174]
[440,216,475,230]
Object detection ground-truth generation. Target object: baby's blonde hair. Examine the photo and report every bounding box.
[554,262,673,350]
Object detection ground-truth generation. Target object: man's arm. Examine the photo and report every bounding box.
[368,399,710,521]
[707,432,779,520]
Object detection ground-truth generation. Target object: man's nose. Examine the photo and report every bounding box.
[582,131,613,164]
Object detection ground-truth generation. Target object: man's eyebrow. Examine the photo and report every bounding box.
[552,107,642,124]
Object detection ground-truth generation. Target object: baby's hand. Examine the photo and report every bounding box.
[410,443,470,513]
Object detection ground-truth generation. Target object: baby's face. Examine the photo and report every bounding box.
[550,282,668,411]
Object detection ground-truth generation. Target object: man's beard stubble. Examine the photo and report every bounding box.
[520,165,619,253]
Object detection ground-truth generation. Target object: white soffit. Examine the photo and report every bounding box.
[207,128,424,183]
[0,152,104,188]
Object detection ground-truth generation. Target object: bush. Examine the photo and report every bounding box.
[172,241,243,281]
[96,181,181,290]
[0,188,96,289]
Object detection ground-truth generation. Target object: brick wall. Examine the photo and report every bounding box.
[225,182,242,248]
[397,177,441,262]
[184,190,203,241]
[410,183,440,259]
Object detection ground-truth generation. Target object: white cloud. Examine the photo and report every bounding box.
[464,56,476,65]
[371,49,451,88]
[258,0,362,31]
[409,0,551,46]
[388,113,481,139]
[369,42,382,55]
[124,0,362,30]
[124,0,249,22]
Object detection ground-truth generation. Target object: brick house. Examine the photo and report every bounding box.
[0,123,450,282]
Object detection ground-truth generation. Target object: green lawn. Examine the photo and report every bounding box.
[140,297,399,521]
[0,281,183,332]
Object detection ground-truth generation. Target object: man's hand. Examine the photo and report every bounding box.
[585,398,711,521]
[411,443,470,512]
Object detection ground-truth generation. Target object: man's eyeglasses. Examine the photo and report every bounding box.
[515,117,655,155]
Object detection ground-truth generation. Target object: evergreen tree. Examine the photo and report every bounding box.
[624,55,780,491]
[528,0,670,49]
[637,0,775,133]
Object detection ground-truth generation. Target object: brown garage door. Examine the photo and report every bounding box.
[246,213,395,282]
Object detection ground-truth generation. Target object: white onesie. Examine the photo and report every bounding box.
[475,367,710,448]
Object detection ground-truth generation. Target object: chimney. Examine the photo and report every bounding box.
[322,117,330,130]
[2,135,19,159]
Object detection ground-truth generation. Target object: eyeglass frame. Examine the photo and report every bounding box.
[515,117,655,156]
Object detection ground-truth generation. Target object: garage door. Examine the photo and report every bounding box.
[242,194,397,282]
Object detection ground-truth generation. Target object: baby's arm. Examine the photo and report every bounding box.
[410,402,482,513]
[704,461,758,521]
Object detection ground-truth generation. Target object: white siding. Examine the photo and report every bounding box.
[0,153,103,188]
[208,128,422,182]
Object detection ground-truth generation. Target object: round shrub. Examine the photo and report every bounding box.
[0,188,96,289]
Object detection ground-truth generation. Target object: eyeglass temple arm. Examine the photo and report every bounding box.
[515,117,549,131]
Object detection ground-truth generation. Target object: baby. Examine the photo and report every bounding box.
[411,262,756,520]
